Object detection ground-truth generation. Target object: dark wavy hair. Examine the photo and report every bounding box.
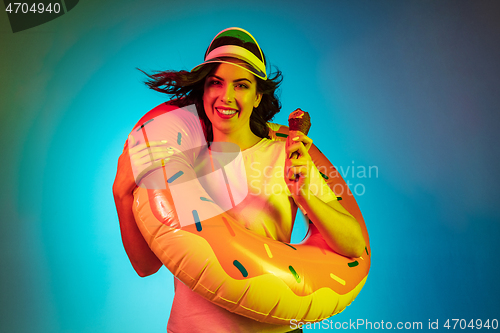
[140,50,282,142]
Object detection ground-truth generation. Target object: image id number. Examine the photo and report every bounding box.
[443,319,498,330]
[5,2,61,14]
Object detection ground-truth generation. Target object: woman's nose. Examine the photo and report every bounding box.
[220,85,235,103]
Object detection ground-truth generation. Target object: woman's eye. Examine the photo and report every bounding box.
[208,80,221,86]
[236,84,248,89]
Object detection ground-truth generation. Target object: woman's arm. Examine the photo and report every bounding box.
[294,192,365,258]
[286,134,365,258]
[113,146,162,277]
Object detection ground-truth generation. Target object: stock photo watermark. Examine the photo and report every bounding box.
[248,160,378,198]
[290,318,499,330]
[4,0,79,33]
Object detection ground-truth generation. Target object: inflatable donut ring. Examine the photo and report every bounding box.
[130,103,371,325]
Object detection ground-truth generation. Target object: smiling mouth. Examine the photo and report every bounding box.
[216,108,238,116]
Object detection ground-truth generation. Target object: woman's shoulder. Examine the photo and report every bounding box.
[257,137,285,151]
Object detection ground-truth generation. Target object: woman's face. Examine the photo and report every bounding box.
[203,63,262,140]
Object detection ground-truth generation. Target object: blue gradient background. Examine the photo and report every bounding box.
[1,1,499,332]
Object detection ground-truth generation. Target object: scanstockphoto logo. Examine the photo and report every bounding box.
[323,161,379,197]
[3,0,79,33]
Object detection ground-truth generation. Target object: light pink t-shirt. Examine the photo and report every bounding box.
[167,139,336,333]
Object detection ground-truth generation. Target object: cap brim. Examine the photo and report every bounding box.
[191,58,267,80]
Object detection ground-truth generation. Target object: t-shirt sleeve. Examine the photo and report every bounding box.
[308,163,337,203]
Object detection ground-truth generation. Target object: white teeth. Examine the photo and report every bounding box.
[217,108,237,115]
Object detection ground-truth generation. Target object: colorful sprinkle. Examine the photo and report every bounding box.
[192,210,202,232]
[336,196,343,201]
[167,171,184,183]
[233,260,248,277]
[177,132,182,145]
[200,197,215,203]
[365,246,369,256]
[264,244,273,258]
[276,133,288,138]
[330,273,346,286]
[222,217,235,237]
[319,171,329,180]
[136,118,154,131]
[289,266,300,283]
[348,260,359,268]
[284,243,297,250]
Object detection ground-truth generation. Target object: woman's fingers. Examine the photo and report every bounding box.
[286,141,310,159]
[287,165,309,180]
[287,158,310,178]
[127,140,177,171]
[131,146,173,161]
[288,156,311,166]
[285,133,314,194]
[129,140,169,155]
[290,132,313,151]
[286,131,312,160]
[136,151,173,166]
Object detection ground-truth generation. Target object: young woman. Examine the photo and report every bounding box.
[114,27,365,333]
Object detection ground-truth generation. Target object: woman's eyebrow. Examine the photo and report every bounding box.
[208,75,253,84]
[234,78,253,84]
[207,75,223,80]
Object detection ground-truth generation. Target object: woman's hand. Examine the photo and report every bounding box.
[285,132,366,258]
[285,131,313,198]
[128,135,175,184]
